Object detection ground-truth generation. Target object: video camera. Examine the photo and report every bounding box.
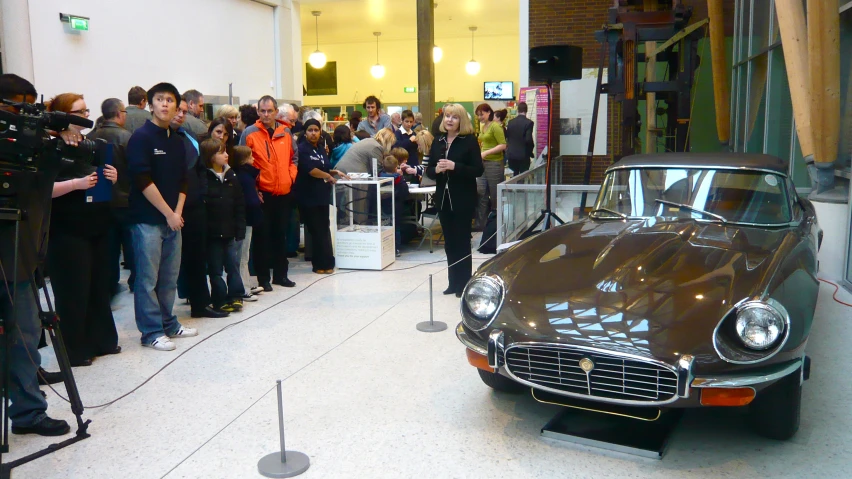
[0,98,104,173]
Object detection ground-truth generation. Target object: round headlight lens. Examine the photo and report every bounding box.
[735,305,785,350]
[464,277,502,321]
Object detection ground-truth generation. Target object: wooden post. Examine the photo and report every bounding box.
[416,0,436,125]
[644,0,657,153]
[707,0,730,145]
[774,0,814,161]
[807,0,841,165]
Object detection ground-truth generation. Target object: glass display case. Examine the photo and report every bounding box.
[333,177,395,270]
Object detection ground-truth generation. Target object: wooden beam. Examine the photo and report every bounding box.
[416,0,436,123]
[646,18,708,57]
[707,0,730,145]
[808,0,841,164]
[775,0,813,160]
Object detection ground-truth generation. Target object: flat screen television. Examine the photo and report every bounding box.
[484,81,514,100]
[306,61,338,96]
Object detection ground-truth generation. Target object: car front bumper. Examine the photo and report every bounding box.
[457,323,805,408]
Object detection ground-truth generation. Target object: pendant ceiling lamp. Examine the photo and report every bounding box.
[308,11,327,69]
[466,26,480,75]
[371,32,385,79]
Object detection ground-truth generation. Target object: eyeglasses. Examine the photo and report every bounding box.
[119,110,127,114]
[70,108,90,115]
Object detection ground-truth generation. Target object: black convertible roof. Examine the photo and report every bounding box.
[607,153,789,175]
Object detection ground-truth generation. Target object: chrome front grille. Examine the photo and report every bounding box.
[504,345,678,403]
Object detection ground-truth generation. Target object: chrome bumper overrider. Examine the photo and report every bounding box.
[457,324,804,401]
[691,358,804,388]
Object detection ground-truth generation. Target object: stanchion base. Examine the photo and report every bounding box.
[416,321,447,332]
[258,451,310,478]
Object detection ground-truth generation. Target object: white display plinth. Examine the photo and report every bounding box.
[333,177,395,270]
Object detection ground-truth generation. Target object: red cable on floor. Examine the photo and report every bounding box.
[818,278,852,307]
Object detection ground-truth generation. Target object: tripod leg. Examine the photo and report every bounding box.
[28,280,90,437]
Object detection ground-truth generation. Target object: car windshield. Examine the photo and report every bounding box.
[593,168,792,225]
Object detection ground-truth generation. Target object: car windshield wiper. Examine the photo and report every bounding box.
[590,208,628,219]
[654,199,728,224]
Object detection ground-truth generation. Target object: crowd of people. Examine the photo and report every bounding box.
[0,72,536,437]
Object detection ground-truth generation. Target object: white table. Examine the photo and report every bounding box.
[406,185,438,250]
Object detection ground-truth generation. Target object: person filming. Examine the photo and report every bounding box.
[0,74,87,436]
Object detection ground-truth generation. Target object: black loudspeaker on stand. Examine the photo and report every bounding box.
[1,207,91,479]
[521,45,582,239]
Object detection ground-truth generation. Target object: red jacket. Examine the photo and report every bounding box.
[239,120,298,195]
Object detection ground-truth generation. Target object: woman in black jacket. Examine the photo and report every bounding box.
[425,104,484,297]
[47,93,121,366]
[199,138,246,313]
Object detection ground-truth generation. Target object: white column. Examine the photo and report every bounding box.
[273,0,302,104]
[519,0,529,87]
[0,0,35,82]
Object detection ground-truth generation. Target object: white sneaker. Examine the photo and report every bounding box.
[144,336,176,351]
[243,294,259,302]
[250,287,264,295]
[168,326,198,338]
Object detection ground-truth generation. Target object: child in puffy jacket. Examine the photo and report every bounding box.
[232,145,264,300]
[200,138,246,313]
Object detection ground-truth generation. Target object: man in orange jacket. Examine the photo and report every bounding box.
[239,95,298,290]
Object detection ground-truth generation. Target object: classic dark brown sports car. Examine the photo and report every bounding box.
[457,153,821,440]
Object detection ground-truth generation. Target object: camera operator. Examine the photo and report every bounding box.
[0,74,74,436]
[45,94,120,367]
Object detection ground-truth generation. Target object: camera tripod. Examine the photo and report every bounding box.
[0,207,91,479]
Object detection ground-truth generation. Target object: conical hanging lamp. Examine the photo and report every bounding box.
[466,26,480,75]
[308,11,327,69]
[371,32,385,78]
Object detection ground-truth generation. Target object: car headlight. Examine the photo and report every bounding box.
[462,275,504,331]
[735,302,786,350]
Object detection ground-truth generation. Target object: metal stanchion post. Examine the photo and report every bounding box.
[258,380,310,478]
[417,274,447,332]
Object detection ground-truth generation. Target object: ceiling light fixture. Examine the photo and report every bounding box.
[371,32,385,79]
[308,11,327,69]
[433,45,443,63]
[466,26,480,75]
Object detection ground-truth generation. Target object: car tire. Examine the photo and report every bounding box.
[477,369,526,393]
[747,368,802,440]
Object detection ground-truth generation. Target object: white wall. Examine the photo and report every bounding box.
[20,0,278,120]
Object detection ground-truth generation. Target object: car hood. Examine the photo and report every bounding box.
[479,218,798,366]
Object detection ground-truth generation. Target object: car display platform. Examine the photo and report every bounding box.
[538,392,683,459]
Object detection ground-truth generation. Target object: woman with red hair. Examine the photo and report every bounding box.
[47,93,121,366]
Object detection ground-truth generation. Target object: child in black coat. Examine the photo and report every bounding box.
[199,138,246,313]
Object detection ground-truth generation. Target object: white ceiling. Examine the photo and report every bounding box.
[299,0,519,46]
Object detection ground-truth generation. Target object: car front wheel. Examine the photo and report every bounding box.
[477,369,526,393]
[747,368,802,440]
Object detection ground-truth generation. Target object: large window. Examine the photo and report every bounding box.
[731,0,805,187]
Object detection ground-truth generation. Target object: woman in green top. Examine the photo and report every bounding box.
[474,103,507,231]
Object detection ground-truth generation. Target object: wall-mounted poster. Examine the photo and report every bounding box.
[519,86,549,159]
[560,69,608,156]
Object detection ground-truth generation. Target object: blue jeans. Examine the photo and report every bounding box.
[208,237,245,308]
[1,281,48,427]
[131,223,183,345]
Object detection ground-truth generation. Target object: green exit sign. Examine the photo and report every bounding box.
[70,17,89,30]
[403,87,416,93]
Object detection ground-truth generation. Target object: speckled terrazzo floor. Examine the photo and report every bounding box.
[4,236,851,479]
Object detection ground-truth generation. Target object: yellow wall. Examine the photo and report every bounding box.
[301,34,520,106]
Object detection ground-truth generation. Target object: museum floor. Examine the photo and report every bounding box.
[5,238,851,479]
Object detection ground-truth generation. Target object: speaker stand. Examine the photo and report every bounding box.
[521,81,563,239]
